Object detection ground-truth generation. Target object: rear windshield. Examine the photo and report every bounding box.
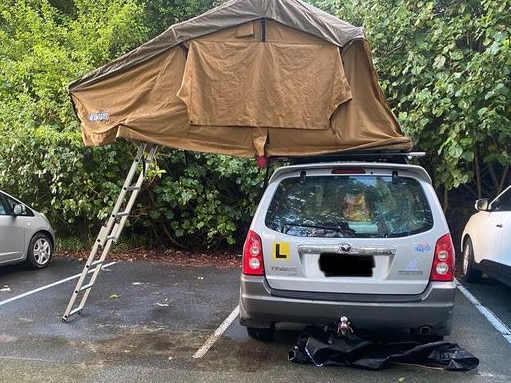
[265,175,433,238]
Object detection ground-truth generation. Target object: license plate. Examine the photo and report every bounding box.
[319,253,374,277]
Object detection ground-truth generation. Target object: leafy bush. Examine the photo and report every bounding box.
[0,125,133,234]
[135,150,266,249]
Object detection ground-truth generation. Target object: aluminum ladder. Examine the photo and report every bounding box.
[62,142,158,322]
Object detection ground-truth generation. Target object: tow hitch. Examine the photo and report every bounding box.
[323,316,354,344]
[337,316,353,336]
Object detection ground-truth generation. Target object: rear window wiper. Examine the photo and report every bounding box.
[283,222,356,236]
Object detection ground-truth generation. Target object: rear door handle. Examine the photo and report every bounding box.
[497,224,503,228]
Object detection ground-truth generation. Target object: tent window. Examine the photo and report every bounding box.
[236,22,254,38]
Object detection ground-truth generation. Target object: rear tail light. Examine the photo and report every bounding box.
[242,230,265,276]
[430,233,455,281]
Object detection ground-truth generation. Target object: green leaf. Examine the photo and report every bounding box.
[433,55,446,69]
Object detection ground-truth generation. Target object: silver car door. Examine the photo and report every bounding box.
[0,197,25,263]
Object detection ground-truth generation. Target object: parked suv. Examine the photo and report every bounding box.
[462,185,511,287]
[239,154,455,341]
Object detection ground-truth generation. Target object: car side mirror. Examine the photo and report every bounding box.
[13,204,25,215]
[474,198,489,211]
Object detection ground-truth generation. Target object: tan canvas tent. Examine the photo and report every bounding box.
[69,0,412,159]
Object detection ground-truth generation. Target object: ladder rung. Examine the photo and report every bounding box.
[115,211,130,218]
[88,260,104,268]
[78,282,94,292]
[68,306,83,317]
[125,185,140,191]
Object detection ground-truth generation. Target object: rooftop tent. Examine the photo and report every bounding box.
[68,0,413,158]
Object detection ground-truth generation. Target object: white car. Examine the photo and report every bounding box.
[0,189,55,269]
[462,185,511,286]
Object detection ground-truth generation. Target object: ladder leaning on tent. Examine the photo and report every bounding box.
[62,142,158,322]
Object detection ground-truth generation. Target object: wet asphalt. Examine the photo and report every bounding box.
[0,258,510,383]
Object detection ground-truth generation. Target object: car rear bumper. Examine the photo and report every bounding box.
[239,275,455,336]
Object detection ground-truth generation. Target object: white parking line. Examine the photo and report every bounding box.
[456,279,511,345]
[193,305,240,359]
[0,262,117,307]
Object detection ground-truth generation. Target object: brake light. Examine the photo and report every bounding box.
[430,233,455,281]
[331,168,366,174]
[242,230,265,276]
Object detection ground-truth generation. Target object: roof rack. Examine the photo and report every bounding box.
[283,151,426,165]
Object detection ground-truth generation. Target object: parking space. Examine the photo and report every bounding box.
[1,258,510,383]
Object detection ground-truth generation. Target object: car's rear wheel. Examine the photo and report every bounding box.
[246,325,275,341]
[25,233,53,269]
[462,237,482,283]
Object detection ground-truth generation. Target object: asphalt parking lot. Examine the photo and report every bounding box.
[1,258,511,383]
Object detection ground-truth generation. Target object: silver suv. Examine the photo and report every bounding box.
[239,154,455,341]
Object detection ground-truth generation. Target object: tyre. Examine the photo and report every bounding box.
[25,233,53,269]
[246,326,275,342]
[462,237,482,283]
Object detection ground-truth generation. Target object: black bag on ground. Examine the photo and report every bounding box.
[288,326,479,371]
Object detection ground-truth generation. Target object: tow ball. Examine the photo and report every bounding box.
[337,316,353,336]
